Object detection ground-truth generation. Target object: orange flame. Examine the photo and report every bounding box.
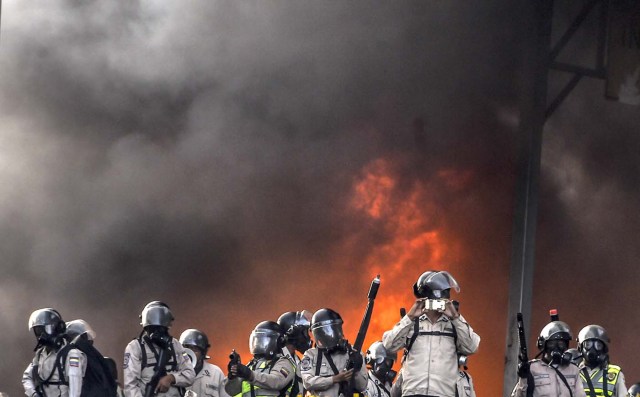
[342,158,463,359]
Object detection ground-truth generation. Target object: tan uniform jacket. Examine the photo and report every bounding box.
[365,372,391,397]
[123,337,196,397]
[281,348,304,397]
[22,345,87,397]
[511,360,588,397]
[300,348,367,397]
[579,364,627,397]
[189,362,230,397]
[390,367,476,397]
[455,370,475,397]
[223,356,296,397]
[382,314,480,397]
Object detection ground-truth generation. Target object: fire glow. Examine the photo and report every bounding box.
[341,157,462,362]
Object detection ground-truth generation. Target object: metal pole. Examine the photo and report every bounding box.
[502,1,554,396]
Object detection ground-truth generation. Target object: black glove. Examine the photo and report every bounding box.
[227,351,241,379]
[236,363,253,380]
[517,361,530,378]
[348,350,363,372]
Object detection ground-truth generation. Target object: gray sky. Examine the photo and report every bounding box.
[1,1,638,396]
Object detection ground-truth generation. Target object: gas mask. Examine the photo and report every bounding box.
[147,326,172,348]
[372,358,397,384]
[33,326,61,350]
[293,331,313,353]
[328,339,349,354]
[545,339,570,366]
[582,339,608,368]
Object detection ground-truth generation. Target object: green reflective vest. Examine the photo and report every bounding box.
[235,358,295,397]
[580,364,622,397]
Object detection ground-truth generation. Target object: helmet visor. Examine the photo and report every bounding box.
[311,322,344,349]
[28,309,61,331]
[421,271,460,292]
[249,330,279,355]
[33,325,55,338]
[141,306,174,327]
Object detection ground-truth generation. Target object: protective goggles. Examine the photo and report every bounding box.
[582,339,605,350]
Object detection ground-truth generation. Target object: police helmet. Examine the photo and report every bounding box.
[277,310,312,353]
[310,308,345,350]
[66,319,97,342]
[180,329,211,359]
[249,321,284,357]
[413,270,460,299]
[577,325,610,352]
[29,308,66,338]
[628,383,640,397]
[536,321,572,350]
[140,301,174,328]
[365,341,397,366]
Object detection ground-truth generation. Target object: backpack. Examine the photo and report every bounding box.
[56,338,118,397]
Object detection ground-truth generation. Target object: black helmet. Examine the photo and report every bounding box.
[311,309,345,350]
[66,319,97,343]
[249,321,284,358]
[179,329,211,359]
[277,310,312,353]
[140,301,174,328]
[29,308,66,348]
[628,383,640,397]
[413,270,460,299]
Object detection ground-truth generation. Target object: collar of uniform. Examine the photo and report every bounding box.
[419,313,449,324]
[281,347,300,364]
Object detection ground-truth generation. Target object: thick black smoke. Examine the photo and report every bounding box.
[1,2,637,396]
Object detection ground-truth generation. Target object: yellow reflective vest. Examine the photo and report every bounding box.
[579,364,622,397]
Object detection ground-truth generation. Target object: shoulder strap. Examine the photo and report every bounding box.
[581,367,598,397]
[137,337,148,369]
[405,318,459,356]
[54,345,73,385]
[314,351,324,376]
[526,371,535,397]
[323,352,340,376]
[450,320,458,346]
[405,318,420,355]
[550,365,574,397]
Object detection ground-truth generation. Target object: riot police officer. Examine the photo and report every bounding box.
[22,308,87,397]
[277,310,313,397]
[123,301,195,397]
[300,308,367,397]
[382,270,480,397]
[512,320,586,397]
[577,325,627,397]
[364,341,396,397]
[627,383,640,397]
[180,329,229,397]
[224,321,295,397]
